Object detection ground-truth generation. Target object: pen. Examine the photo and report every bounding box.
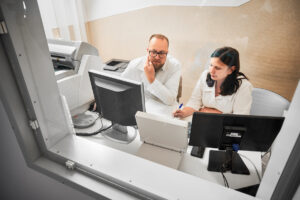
[178,103,183,109]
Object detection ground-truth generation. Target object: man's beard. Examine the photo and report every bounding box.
[152,61,164,71]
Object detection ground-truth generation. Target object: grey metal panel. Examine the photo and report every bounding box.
[0,1,143,198]
[0,15,41,163]
[271,134,300,200]
[0,19,140,200]
[0,0,71,149]
[0,99,97,200]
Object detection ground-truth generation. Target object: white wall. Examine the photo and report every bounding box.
[83,0,250,21]
[37,0,87,41]
[36,0,57,38]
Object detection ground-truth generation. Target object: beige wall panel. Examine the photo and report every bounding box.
[68,25,75,41]
[85,23,92,44]
[52,27,61,39]
[86,0,300,102]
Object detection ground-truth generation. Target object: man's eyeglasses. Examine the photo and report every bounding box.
[148,50,168,58]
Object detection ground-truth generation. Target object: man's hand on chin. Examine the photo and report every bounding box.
[144,56,155,83]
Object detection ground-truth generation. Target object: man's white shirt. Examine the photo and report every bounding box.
[121,55,181,106]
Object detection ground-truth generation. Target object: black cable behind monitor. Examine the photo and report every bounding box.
[75,112,113,136]
[75,122,113,136]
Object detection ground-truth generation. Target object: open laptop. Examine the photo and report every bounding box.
[135,111,189,169]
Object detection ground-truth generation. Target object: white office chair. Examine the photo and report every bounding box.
[250,88,290,117]
[250,88,290,176]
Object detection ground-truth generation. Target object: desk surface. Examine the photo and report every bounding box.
[76,112,262,190]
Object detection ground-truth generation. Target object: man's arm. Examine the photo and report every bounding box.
[144,56,155,83]
[146,61,181,105]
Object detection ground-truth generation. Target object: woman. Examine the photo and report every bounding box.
[173,47,253,118]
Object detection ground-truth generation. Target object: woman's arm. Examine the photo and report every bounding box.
[173,107,196,118]
[199,107,222,113]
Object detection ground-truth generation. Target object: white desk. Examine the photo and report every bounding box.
[76,111,262,190]
[145,98,178,118]
[145,98,193,122]
[179,148,261,189]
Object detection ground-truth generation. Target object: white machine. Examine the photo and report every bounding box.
[48,39,104,115]
[135,111,189,169]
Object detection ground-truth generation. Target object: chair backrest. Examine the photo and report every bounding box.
[250,88,290,116]
[176,76,183,102]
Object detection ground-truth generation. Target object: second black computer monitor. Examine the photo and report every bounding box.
[189,112,284,174]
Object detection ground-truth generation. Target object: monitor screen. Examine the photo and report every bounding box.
[88,70,145,143]
[189,112,284,174]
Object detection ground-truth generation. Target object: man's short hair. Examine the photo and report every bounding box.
[149,34,169,47]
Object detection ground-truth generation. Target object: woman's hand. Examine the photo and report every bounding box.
[173,107,196,118]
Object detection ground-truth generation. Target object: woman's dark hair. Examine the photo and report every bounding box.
[206,47,248,95]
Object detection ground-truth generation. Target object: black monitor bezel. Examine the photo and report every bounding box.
[189,112,284,152]
[88,70,145,126]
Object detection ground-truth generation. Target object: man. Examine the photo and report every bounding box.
[121,34,181,106]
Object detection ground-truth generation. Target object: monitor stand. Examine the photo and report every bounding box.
[207,150,250,175]
[72,112,97,128]
[102,123,137,144]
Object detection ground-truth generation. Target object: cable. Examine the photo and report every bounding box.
[76,123,113,136]
[239,153,261,182]
[75,112,113,136]
[220,161,230,188]
[221,171,229,188]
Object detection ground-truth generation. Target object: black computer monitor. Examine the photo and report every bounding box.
[88,70,145,143]
[189,112,284,175]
